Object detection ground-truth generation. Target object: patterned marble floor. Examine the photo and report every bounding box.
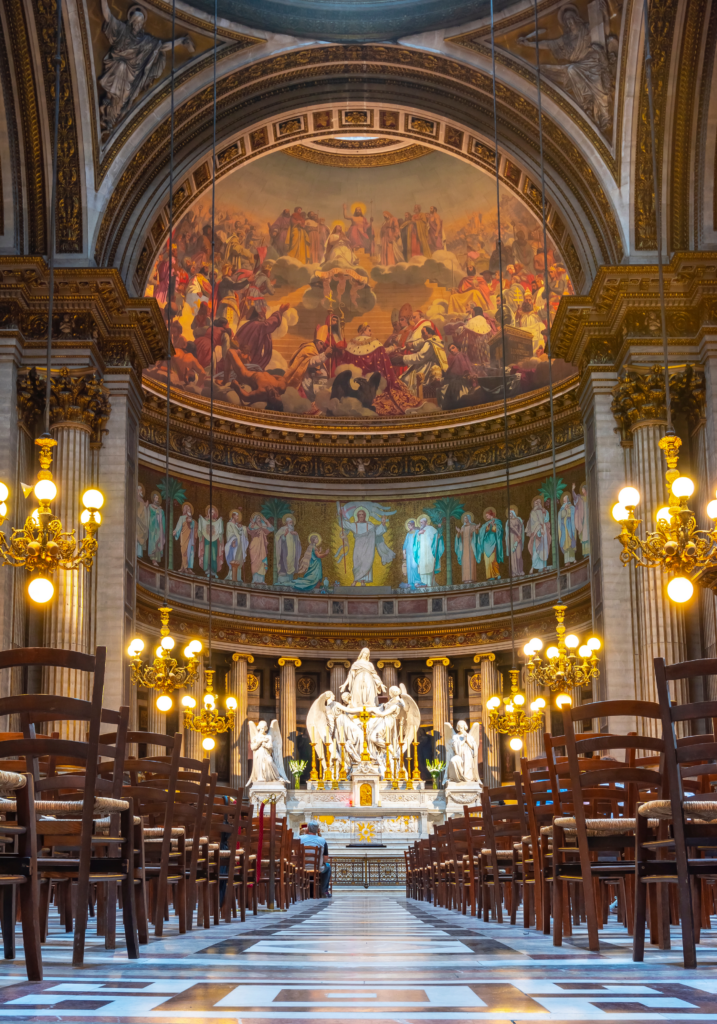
[2,891,717,1021]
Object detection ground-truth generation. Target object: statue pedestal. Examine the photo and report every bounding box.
[249,779,289,814]
[444,781,483,818]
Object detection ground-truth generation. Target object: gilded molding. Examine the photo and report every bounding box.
[669,0,706,251]
[284,143,432,167]
[31,0,82,253]
[17,366,111,446]
[313,137,399,150]
[4,0,45,254]
[94,45,622,271]
[611,363,705,445]
[635,0,679,250]
[136,584,592,655]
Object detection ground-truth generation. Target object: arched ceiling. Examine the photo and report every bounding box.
[184,0,511,43]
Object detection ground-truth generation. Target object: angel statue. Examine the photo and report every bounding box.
[340,647,386,707]
[248,720,289,785]
[306,691,364,773]
[367,685,421,773]
[444,720,482,785]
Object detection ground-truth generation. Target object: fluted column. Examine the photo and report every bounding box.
[468,653,490,728]
[522,665,545,761]
[230,652,253,790]
[146,684,164,738]
[278,656,300,773]
[327,659,350,699]
[45,424,92,738]
[632,422,688,729]
[378,659,401,691]
[0,346,20,721]
[427,656,450,762]
[181,654,204,761]
[481,657,502,789]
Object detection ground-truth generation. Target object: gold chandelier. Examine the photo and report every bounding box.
[524,602,602,708]
[0,435,103,604]
[127,606,202,710]
[612,434,717,605]
[524,604,601,707]
[485,669,545,752]
[182,669,236,751]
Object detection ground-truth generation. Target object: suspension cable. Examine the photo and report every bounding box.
[44,0,63,433]
[207,0,218,668]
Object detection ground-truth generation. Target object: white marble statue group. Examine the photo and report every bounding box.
[307,648,421,778]
[246,647,482,791]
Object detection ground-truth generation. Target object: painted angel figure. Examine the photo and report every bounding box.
[248,720,288,785]
[444,720,482,785]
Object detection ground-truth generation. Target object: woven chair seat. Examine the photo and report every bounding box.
[144,838,179,850]
[639,799,717,822]
[554,816,660,836]
[143,827,184,837]
[481,848,513,859]
[94,815,141,831]
[540,825,554,835]
[0,797,129,815]
[184,837,209,846]
[0,769,26,791]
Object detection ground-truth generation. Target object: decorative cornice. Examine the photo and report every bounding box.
[31,0,82,253]
[284,142,432,168]
[0,258,166,374]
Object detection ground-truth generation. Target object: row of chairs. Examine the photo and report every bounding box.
[0,646,325,981]
[405,655,717,969]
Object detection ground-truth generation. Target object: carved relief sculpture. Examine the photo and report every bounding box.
[99,0,195,133]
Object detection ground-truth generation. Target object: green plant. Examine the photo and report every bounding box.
[538,475,567,570]
[289,759,308,789]
[156,476,187,571]
[260,498,293,583]
[422,497,465,587]
[425,758,446,790]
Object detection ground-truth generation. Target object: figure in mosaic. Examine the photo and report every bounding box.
[573,481,590,556]
[225,508,248,582]
[173,501,196,574]
[558,491,577,565]
[136,483,149,558]
[275,514,302,584]
[147,490,165,566]
[198,505,224,577]
[455,511,480,583]
[506,506,525,577]
[247,512,274,584]
[477,507,503,579]
[527,494,551,572]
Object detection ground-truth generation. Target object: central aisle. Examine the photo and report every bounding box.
[1,891,717,1020]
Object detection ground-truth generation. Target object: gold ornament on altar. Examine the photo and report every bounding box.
[523,604,601,706]
[612,433,717,604]
[485,668,544,752]
[127,606,202,711]
[0,435,104,604]
[182,669,236,751]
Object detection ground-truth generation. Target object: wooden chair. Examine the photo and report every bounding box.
[462,804,486,917]
[302,843,322,898]
[203,782,244,925]
[640,656,717,968]
[0,769,41,979]
[480,780,527,924]
[558,698,664,953]
[0,646,139,968]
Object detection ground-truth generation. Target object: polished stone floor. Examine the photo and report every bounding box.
[2,891,717,1021]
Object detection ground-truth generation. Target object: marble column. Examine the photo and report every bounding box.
[44,423,92,739]
[631,421,688,730]
[481,657,502,789]
[378,659,401,691]
[93,374,142,718]
[522,665,545,761]
[180,654,204,762]
[0,345,24,726]
[427,657,450,762]
[230,652,253,790]
[468,653,489,728]
[327,659,350,699]
[278,656,300,773]
[579,369,639,726]
[697,339,717,700]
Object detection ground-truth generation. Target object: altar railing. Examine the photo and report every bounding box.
[332,856,406,888]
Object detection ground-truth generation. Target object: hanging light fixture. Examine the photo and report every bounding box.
[523,604,601,705]
[486,669,545,751]
[127,606,202,710]
[611,0,716,604]
[181,5,234,751]
[0,1,103,604]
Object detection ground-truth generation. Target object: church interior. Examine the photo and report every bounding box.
[3,0,717,1018]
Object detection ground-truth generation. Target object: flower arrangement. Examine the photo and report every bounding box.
[425,759,446,790]
[289,759,308,789]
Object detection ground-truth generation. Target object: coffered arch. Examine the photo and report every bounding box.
[94,45,625,292]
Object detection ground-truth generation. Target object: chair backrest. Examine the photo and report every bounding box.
[481,779,526,853]
[115,731,183,827]
[654,657,717,806]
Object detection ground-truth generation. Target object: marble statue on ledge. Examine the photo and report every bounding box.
[443,720,483,817]
[248,719,288,811]
[306,647,420,778]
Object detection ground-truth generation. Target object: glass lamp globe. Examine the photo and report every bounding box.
[513,693,525,705]
[671,476,694,499]
[555,693,572,708]
[655,506,672,524]
[182,695,197,709]
[203,692,215,706]
[34,479,57,502]
[529,638,543,651]
[533,697,546,709]
[486,696,501,710]
[0,482,8,502]
[618,486,640,507]
[189,640,203,654]
[578,645,591,658]
[509,737,523,751]
[80,508,101,525]
[161,636,175,651]
[667,576,693,603]
[707,499,717,520]
[546,646,559,659]
[28,576,54,603]
[587,637,601,651]
[226,696,238,710]
[612,502,629,522]
[202,736,216,751]
[0,503,6,518]
[565,634,579,649]
[82,489,104,510]
[156,694,173,712]
[523,642,535,657]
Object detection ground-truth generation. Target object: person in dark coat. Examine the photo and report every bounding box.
[233,304,289,369]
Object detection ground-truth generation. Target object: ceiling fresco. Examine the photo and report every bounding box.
[145,149,577,420]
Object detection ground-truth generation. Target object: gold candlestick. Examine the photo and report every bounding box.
[384,746,394,782]
[391,749,399,789]
[412,736,421,782]
[316,746,325,790]
[399,728,408,782]
[309,731,319,782]
[331,756,339,790]
[339,741,347,782]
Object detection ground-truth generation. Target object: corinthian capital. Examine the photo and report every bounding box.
[16,366,111,446]
[611,363,705,444]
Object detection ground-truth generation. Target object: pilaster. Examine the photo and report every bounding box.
[278,656,300,773]
[480,657,502,788]
[230,652,253,790]
[427,656,450,762]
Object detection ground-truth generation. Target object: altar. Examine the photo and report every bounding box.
[248,647,483,859]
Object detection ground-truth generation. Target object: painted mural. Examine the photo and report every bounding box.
[137,466,589,593]
[145,151,577,419]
